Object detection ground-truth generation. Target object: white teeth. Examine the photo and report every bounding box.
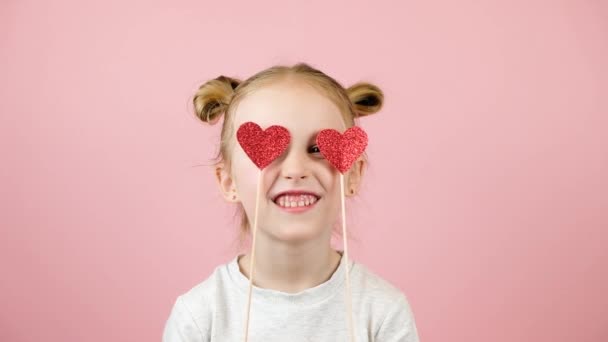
[274,194,318,208]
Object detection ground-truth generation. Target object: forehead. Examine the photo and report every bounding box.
[233,80,346,138]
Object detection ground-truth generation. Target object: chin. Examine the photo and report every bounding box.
[265,224,326,243]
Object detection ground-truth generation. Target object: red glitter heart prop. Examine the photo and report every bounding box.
[316,126,368,173]
[236,122,290,169]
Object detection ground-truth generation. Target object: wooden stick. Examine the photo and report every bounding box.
[243,170,262,342]
[341,174,355,342]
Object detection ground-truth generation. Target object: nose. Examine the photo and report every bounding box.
[279,147,311,180]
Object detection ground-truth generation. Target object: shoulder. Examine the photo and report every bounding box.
[351,262,420,341]
[179,264,223,314]
[350,261,409,305]
[162,262,228,342]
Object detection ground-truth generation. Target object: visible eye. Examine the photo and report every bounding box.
[308,144,321,154]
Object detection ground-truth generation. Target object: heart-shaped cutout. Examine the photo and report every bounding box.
[316,126,368,173]
[236,122,291,169]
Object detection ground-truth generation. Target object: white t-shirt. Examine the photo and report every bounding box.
[162,251,420,342]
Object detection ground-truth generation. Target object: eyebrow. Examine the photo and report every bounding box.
[308,131,322,143]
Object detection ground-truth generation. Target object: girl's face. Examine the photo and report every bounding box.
[218,79,363,244]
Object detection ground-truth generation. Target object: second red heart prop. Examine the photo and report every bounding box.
[236,122,291,169]
[316,126,368,173]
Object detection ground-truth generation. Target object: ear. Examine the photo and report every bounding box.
[345,157,366,197]
[215,161,239,202]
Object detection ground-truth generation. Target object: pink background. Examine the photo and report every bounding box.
[1,0,607,341]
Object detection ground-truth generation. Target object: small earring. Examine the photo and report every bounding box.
[350,189,355,194]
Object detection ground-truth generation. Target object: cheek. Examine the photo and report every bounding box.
[318,166,341,196]
[232,155,262,204]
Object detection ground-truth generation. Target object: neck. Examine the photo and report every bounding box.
[237,230,342,294]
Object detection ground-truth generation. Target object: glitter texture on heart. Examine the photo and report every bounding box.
[316,126,368,173]
[236,122,291,169]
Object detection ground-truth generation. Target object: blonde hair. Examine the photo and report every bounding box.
[192,63,384,251]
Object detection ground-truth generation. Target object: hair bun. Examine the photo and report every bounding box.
[346,82,384,118]
[193,75,242,125]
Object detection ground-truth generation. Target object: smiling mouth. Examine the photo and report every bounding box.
[274,194,318,207]
[272,193,320,212]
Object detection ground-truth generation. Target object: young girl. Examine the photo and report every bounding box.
[163,63,420,342]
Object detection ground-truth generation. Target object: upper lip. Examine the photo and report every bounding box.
[272,190,321,202]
